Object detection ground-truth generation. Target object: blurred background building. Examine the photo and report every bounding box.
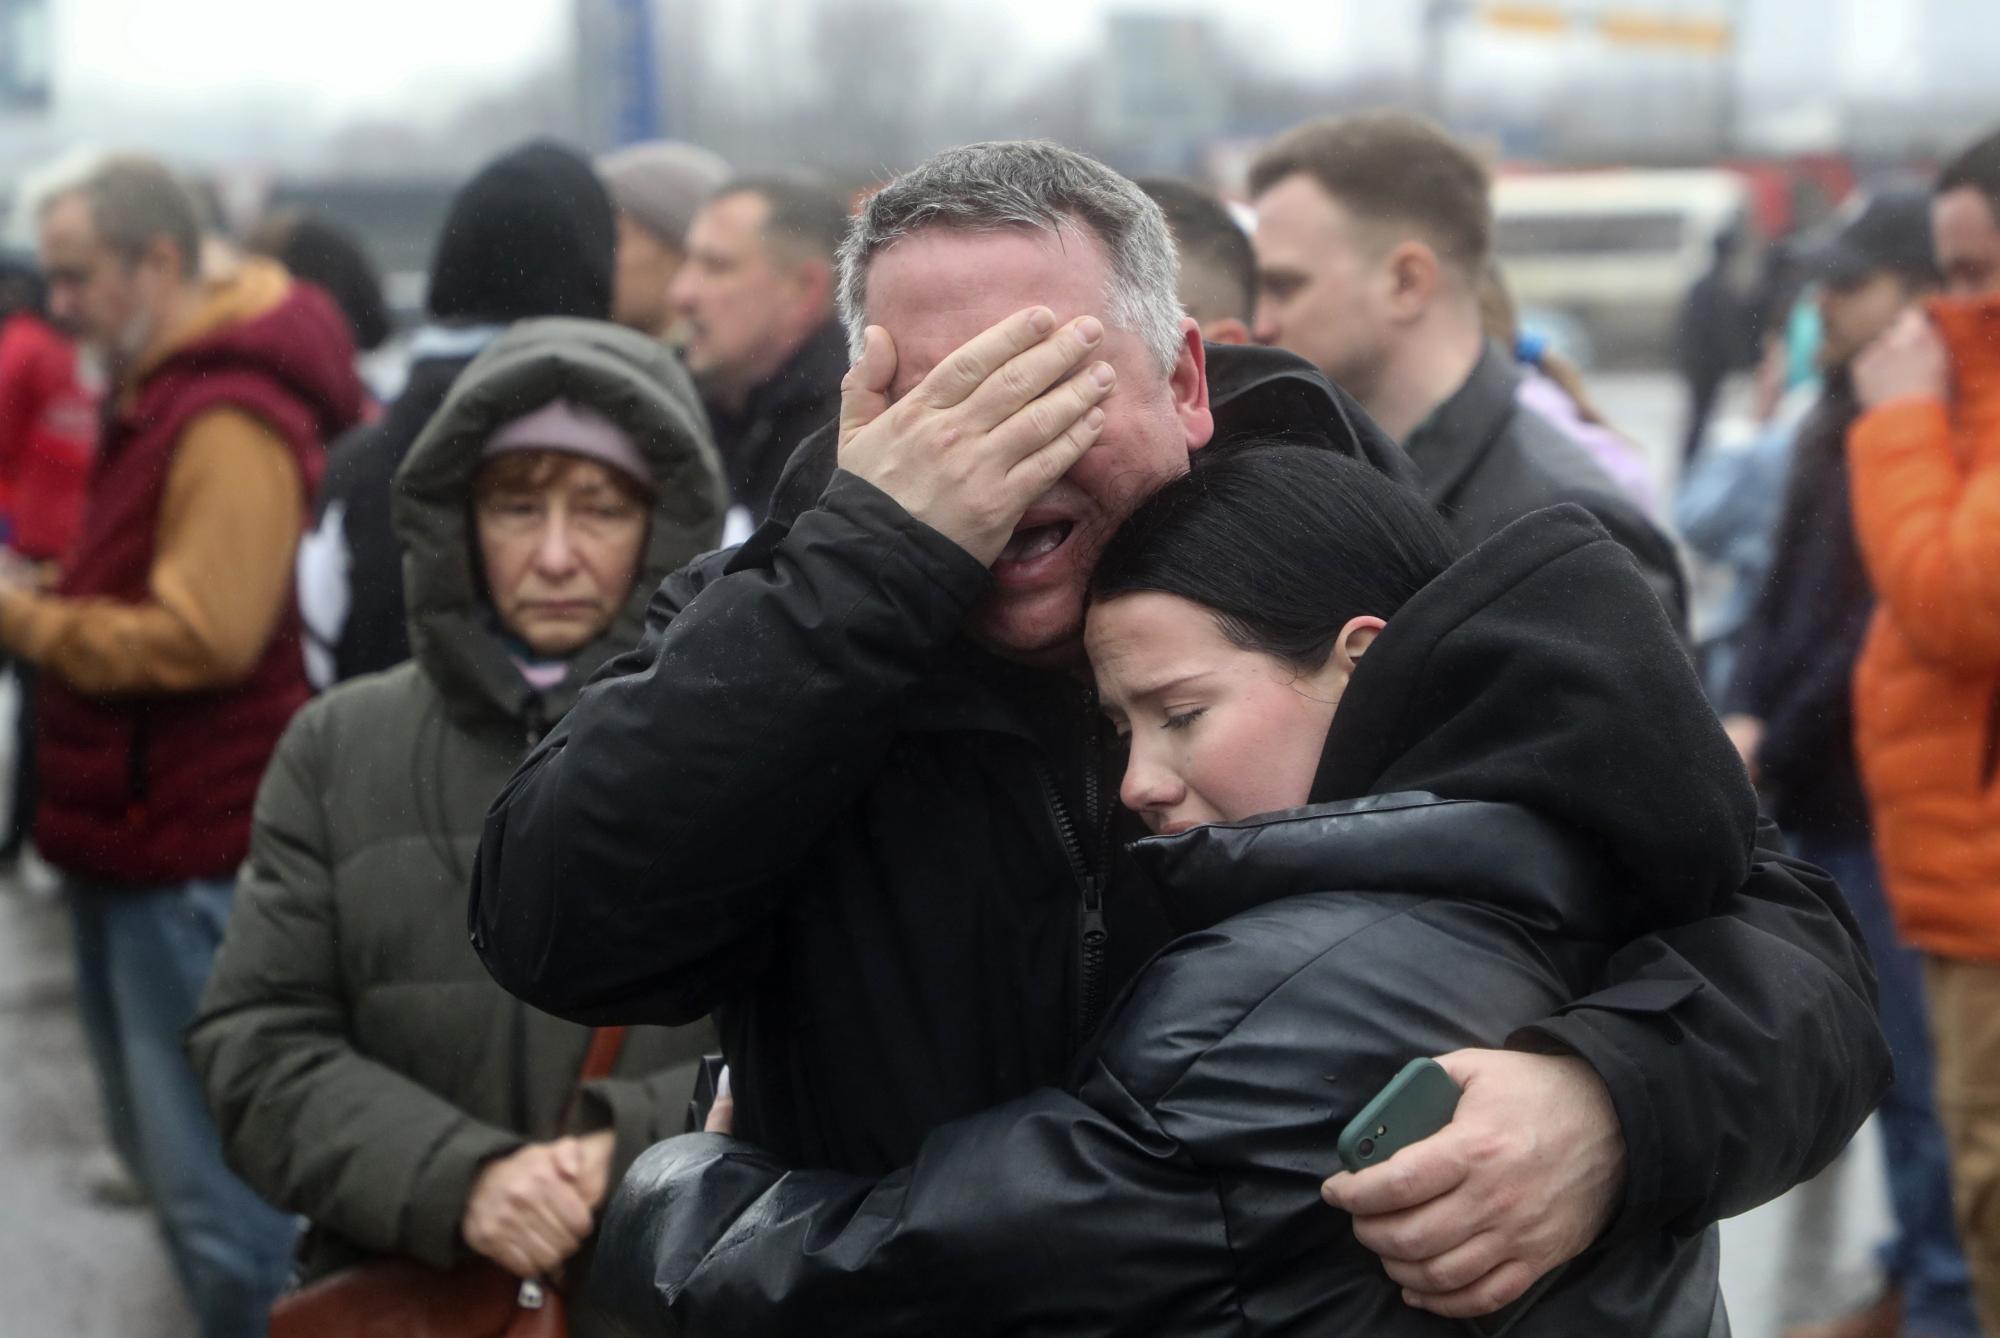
[3,0,1992,365]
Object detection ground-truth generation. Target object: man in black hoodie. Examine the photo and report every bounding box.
[299,141,616,685]
[473,141,1885,1324]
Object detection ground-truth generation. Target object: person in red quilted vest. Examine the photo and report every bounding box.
[7,154,362,1338]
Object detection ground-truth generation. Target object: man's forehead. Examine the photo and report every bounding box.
[39,193,94,242]
[1254,176,1364,248]
[865,226,1112,370]
[694,192,771,243]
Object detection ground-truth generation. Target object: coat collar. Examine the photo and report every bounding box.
[714,317,849,428]
[1402,341,1522,507]
[1129,793,1622,940]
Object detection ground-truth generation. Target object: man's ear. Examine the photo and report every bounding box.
[1173,316,1215,455]
[1382,240,1441,323]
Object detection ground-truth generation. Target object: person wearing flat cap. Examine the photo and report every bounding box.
[597,141,731,342]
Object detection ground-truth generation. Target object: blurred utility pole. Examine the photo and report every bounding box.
[1419,0,1475,120]
[1718,0,1747,154]
[573,0,666,150]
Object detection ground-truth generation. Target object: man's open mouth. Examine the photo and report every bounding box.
[997,520,1074,565]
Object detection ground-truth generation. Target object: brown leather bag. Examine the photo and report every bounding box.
[268,1258,562,1338]
[268,1027,629,1338]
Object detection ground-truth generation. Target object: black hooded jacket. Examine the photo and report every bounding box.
[582,506,1782,1336]
[471,344,1883,1251]
[307,141,617,684]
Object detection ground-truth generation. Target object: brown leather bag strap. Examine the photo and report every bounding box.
[576,1026,628,1085]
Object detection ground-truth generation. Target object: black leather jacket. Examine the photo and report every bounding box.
[475,352,1883,1313]
[594,798,1727,1337]
[583,504,1879,1337]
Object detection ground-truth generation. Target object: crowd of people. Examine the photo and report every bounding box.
[2,107,1998,1338]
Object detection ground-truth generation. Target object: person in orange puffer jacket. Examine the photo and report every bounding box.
[1849,125,2000,1335]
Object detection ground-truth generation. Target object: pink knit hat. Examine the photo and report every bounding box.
[481,398,652,490]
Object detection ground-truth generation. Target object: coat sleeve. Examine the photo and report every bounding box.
[588,1082,1233,1338]
[1511,827,1888,1238]
[470,471,993,1026]
[1847,397,2000,669]
[188,705,528,1270]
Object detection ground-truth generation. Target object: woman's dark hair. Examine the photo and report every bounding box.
[1090,444,1460,671]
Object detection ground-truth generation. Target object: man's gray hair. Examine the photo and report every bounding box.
[837,141,1184,374]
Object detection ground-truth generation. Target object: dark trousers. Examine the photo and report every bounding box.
[1682,371,1726,464]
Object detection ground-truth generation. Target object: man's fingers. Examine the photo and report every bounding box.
[1348,1189,1486,1265]
[990,356,1115,466]
[1401,1259,1542,1319]
[838,325,896,438]
[1321,1135,1471,1217]
[1006,406,1104,498]
[1378,1229,1509,1296]
[914,306,1059,410]
[957,315,1105,429]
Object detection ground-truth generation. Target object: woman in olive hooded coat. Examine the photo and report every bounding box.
[188,318,728,1331]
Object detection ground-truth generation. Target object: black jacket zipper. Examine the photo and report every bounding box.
[1037,716,1113,1054]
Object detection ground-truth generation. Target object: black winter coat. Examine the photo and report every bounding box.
[1406,342,1688,627]
[703,318,847,524]
[1725,372,1875,840]
[471,345,1884,1249]
[588,504,1761,1336]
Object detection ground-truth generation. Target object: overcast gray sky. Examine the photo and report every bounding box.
[16,0,1983,165]
[42,0,1947,115]
[48,0,1366,121]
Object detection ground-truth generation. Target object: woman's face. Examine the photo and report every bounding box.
[1086,591,1380,835]
[474,453,649,658]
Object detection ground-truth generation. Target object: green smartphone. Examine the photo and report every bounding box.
[1337,1057,1462,1173]
[1336,1058,1561,1338]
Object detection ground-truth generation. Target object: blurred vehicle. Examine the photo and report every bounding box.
[1495,168,1753,366]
